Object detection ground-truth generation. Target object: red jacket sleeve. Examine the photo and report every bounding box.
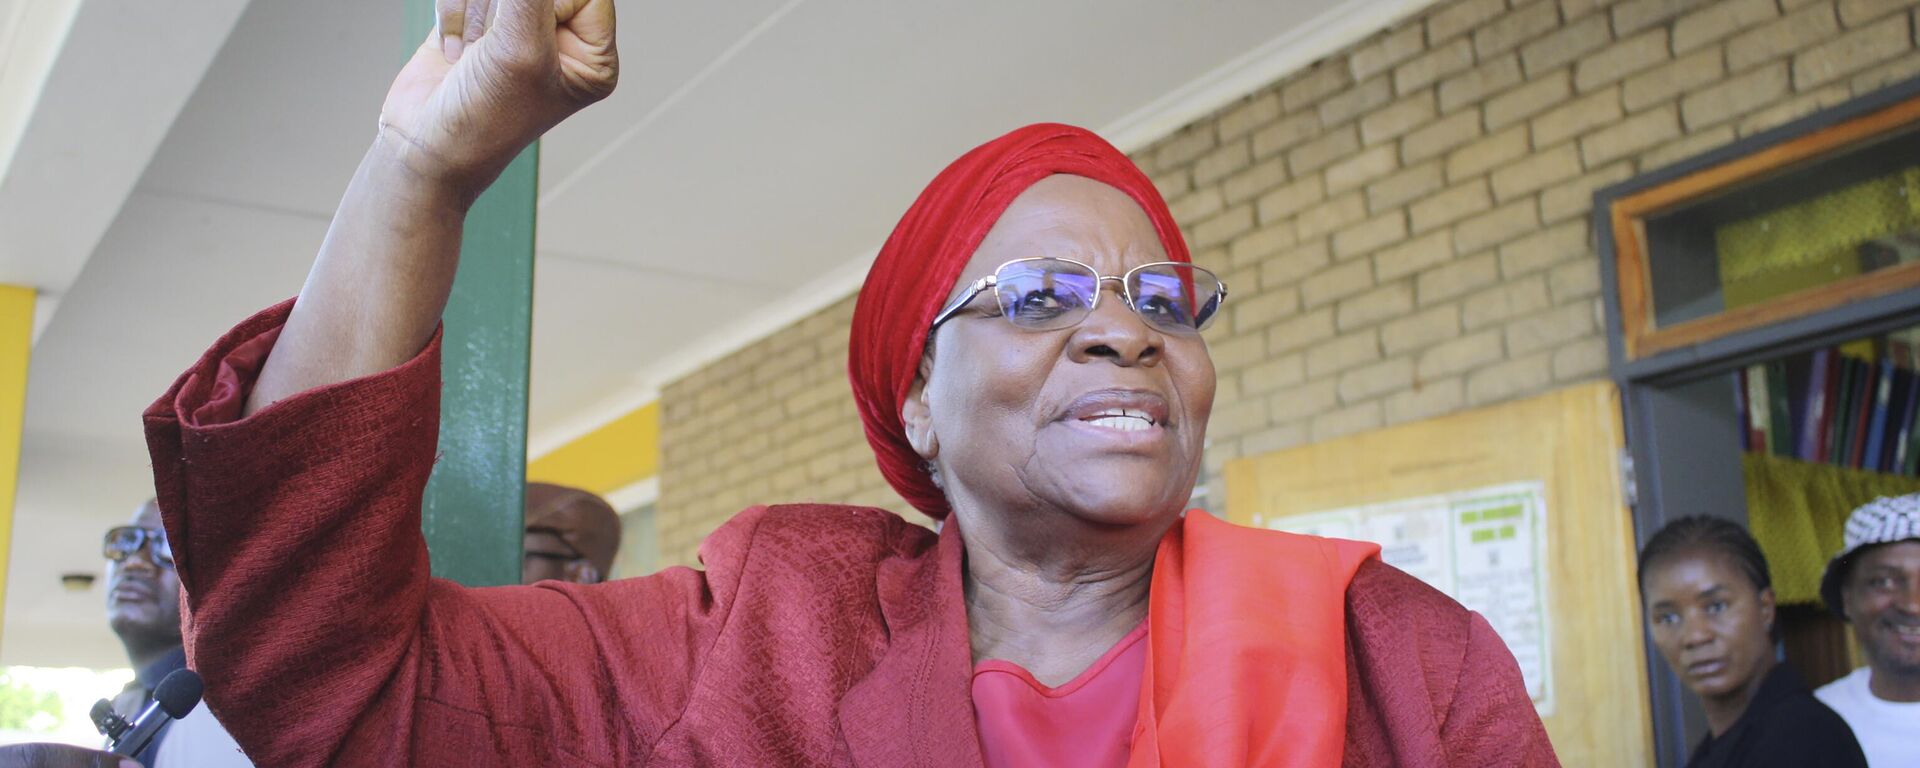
[1437,612,1560,766]
[1342,560,1560,766]
[143,300,759,767]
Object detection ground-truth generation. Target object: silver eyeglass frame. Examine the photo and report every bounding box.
[926,257,1228,336]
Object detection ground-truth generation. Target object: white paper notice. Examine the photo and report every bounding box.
[1255,482,1554,715]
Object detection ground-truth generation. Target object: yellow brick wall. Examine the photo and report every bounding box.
[656,296,908,565]
[656,0,1920,566]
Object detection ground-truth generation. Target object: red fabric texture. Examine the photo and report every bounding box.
[971,621,1147,768]
[144,301,1559,767]
[847,123,1191,520]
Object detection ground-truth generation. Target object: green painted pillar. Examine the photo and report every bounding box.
[405,4,534,587]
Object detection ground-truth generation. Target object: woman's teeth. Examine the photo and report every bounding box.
[1085,409,1155,431]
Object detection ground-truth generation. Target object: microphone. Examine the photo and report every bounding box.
[108,669,204,757]
[90,699,131,741]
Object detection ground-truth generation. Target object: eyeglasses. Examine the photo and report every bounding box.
[103,526,173,568]
[927,257,1226,336]
[523,526,584,564]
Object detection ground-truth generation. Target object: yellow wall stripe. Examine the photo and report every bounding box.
[0,285,34,639]
[527,401,659,496]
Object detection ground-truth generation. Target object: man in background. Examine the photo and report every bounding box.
[103,500,252,767]
[1817,495,1920,766]
[522,482,621,585]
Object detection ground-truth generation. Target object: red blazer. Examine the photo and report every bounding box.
[144,301,1556,767]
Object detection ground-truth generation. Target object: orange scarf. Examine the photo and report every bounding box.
[1130,511,1379,767]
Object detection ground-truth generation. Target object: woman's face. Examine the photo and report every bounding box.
[1643,546,1776,700]
[906,175,1214,531]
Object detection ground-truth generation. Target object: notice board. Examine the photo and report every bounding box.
[1224,381,1651,767]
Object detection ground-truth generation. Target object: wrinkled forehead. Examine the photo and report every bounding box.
[951,175,1170,296]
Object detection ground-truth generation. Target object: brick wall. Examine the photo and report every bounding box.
[656,0,1920,565]
[656,296,907,565]
[1143,0,1920,505]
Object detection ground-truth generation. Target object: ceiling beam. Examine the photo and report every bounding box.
[0,0,252,340]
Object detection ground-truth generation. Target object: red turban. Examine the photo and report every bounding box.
[848,123,1193,519]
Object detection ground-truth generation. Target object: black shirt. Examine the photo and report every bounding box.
[1687,664,1868,768]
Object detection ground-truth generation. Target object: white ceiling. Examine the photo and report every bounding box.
[0,0,1419,667]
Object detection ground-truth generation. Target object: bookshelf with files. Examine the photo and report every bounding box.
[1735,330,1920,478]
[1596,74,1920,768]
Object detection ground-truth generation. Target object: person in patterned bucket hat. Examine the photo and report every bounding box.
[1815,494,1920,767]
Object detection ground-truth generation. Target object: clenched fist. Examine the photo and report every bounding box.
[380,0,618,203]
[243,0,616,411]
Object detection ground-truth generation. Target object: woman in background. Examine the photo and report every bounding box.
[1639,516,1866,767]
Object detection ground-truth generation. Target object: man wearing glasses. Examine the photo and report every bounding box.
[522,483,621,585]
[102,501,252,767]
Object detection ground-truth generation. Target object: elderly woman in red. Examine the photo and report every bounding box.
[142,0,1555,766]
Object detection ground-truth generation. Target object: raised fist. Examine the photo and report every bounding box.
[380,0,618,202]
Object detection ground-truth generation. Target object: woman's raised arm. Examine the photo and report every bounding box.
[244,0,617,415]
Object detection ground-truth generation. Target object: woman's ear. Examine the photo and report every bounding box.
[1758,586,1777,629]
[901,376,939,461]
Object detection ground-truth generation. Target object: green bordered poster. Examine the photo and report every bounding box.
[1256,481,1554,715]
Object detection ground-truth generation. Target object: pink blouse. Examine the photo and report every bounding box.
[971,622,1148,768]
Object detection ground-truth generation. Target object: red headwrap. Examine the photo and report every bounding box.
[848,123,1192,519]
